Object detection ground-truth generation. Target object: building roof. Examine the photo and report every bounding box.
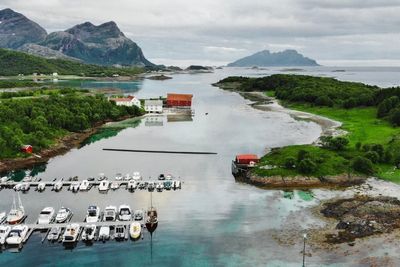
[145,100,163,106]
[110,95,136,102]
[236,154,259,161]
[167,93,193,101]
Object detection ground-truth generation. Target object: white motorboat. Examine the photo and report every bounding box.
[115,173,123,181]
[147,182,155,192]
[123,174,131,181]
[138,181,147,190]
[0,211,6,223]
[103,206,117,222]
[114,225,126,241]
[165,174,173,180]
[53,180,63,192]
[79,180,90,191]
[133,210,143,221]
[22,176,32,182]
[55,207,72,223]
[0,225,11,245]
[37,182,46,192]
[129,222,141,240]
[6,193,25,225]
[118,205,132,221]
[132,172,142,181]
[173,180,181,190]
[98,180,110,192]
[0,176,10,183]
[81,225,96,242]
[62,223,80,245]
[37,207,55,224]
[20,183,30,192]
[156,182,164,192]
[47,226,62,242]
[85,206,100,223]
[98,173,107,181]
[98,226,110,241]
[110,181,120,190]
[69,182,80,192]
[13,183,23,191]
[6,225,28,246]
[127,180,137,191]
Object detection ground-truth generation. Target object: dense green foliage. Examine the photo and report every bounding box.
[0,80,37,88]
[0,94,143,159]
[217,74,400,181]
[0,88,89,99]
[0,49,145,77]
[217,74,378,108]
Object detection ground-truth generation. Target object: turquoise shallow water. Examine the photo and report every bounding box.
[1,67,400,266]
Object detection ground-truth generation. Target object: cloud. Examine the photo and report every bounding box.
[0,0,399,66]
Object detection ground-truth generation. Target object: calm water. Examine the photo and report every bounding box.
[1,67,400,266]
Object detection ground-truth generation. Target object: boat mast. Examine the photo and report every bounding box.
[17,192,23,210]
[150,191,153,208]
[12,194,16,210]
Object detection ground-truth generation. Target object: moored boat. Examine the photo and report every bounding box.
[138,181,147,190]
[62,223,80,245]
[0,225,11,245]
[69,182,80,192]
[147,182,155,192]
[20,183,30,192]
[129,222,141,240]
[47,226,62,242]
[98,173,107,181]
[55,207,72,223]
[145,193,158,234]
[114,225,126,241]
[37,182,46,192]
[111,181,120,190]
[98,180,110,192]
[118,205,132,221]
[6,193,25,225]
[99,226,110,242]
[79,180,90,191]
[158,174,165,180]
[127,180,137,191]
[133,210,144,221]
[53,179,63,192]
[81,225,96,242]
[115,173,123,181]
[37,207,55,224]
[103,206,117,222]
[156,182,164,192]
[6,225,28,246]
[132,172,142,181]
[85,206,101,223]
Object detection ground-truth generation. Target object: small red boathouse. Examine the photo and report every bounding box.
[166,93,193,107]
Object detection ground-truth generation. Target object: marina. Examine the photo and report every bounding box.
[0,176,183,193]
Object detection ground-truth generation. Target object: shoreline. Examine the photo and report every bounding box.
[0,114,143,174]
[230,90,367,188]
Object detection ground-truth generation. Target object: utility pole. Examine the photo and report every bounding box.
[302,233,307,267]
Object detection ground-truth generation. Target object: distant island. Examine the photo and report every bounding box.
[227,49,319,67]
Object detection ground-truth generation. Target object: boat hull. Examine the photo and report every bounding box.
[145,221,158,234]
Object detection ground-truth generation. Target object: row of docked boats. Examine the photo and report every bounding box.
[6,172,182,193]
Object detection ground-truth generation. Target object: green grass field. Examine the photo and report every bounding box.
[254,103,400,182]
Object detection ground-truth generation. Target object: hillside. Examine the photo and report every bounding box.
[0,8,47,49]
[0,48,145,76]
[227,49,319,67]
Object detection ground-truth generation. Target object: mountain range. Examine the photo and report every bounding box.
[0,8,154,67]
[227,49,319,67]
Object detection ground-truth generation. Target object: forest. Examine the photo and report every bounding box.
[0,93,144,159]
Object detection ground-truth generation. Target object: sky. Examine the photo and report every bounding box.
[1,0,400,67]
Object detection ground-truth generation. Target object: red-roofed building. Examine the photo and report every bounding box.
[110,95,141,108]
[235,154,259,165]
[21,145,33,154]
[166,93,193,107]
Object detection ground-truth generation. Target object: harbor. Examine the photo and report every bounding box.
[0,174,183,193]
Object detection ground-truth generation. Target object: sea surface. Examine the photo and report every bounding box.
[1,67,400,266]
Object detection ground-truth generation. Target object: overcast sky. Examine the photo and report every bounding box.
[1,0,400,66]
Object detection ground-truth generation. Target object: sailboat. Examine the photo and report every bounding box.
[6,193,25,225]
[145,192,158,234]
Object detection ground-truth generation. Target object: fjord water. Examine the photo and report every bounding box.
[1,67,399,266]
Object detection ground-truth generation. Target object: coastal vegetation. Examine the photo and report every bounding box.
[0,90,144,159]
[0,49,145,77]
[215,74,400,182]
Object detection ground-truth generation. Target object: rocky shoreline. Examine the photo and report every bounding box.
[0,114,140,173]
[243,172,366,189]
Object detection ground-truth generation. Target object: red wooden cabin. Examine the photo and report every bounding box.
[166,93,193,107]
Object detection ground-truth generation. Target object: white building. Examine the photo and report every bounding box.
[144,100,163,113]
[110,95,141,108]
